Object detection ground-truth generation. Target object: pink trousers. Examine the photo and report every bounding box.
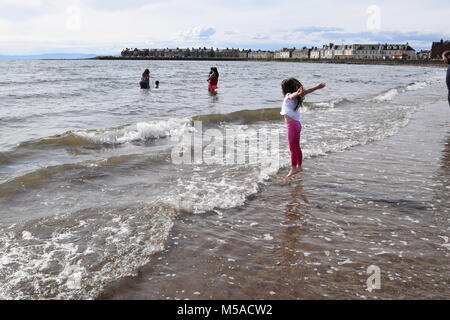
[286,120,302,167]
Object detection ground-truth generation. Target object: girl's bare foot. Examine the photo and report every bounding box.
[284,167,302,179]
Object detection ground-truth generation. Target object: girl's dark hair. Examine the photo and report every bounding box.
[281,78,304,111]
[211,67,219,78]
[143,69,150,76]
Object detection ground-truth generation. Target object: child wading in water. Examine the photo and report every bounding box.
[280,78,326,179]
[207,67,219,92]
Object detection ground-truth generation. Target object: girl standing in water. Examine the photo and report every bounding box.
[207,67,219,92]
[280,78,326,179]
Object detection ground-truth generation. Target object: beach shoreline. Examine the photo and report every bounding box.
[97,100,450,300]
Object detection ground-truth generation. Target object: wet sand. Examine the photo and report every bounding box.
[98,101,450,300]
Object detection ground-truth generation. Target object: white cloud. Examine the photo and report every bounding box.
[178,26,216,41]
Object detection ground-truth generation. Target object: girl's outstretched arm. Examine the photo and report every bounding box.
[303,83,326,95]
[287,86,306,99]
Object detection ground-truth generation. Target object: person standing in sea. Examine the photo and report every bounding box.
[140,69,150,89]
[443,51,450,107]
[207,67,219,93]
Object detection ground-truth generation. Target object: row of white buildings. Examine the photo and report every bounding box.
[273,43,417,60]
[121,43,419,60]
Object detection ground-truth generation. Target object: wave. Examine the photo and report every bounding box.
[373,81,428,102]
[0,154,146,196]
[5,90,406,159]
[374,88,400,102]
[18,134,97,149]
[0,202,177,300]
[192,108,281,125]
[0,152,15,165]
[308,97,350,109]
[13,103,333,151]
[74,119,192,145]
[192,99,349,126]
[0,77,116,86]
[3,91,84,100]
[15,118,193,150]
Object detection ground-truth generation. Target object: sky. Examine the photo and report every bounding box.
[0,0,448,55]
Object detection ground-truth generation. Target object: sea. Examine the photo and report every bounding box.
[0,59,448,299]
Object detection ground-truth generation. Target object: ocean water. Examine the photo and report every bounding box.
[0,59,448,299]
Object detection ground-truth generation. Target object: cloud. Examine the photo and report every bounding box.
[179,27,216,41]
[84,0,161,11]
[293,26,344,33]
[319,30,448,43]
[253,33,269,41]
[0,1,50,21]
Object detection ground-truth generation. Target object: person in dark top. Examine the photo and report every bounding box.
[207,67,219,92]
[155,80,160,88]
[140,69,150,89]
[444,51,450,106]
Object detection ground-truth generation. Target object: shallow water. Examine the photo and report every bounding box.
[99,101,450,300]
[0,60,448,299]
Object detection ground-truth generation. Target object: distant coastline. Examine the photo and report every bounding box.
[90,56,446,67]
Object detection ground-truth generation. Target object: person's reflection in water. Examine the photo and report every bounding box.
[435,135,450,209]
[285,184,309,219]
[280,183,310,267]
[208,90,219,103]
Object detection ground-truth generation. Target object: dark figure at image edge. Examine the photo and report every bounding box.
[140,69,150,89]
[444,51,450,106]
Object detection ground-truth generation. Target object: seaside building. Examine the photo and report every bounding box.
[215,48,241,58]
[239,50,251,58]
[310,47,321,59]
[431,39,450,59]
[121,47,253,59]
[291,47,310,59]
[247,50,274,59]
[352,43,417,60]
[119,42,417,61]
[352,44,381,60]
[274,48,293,59]
[417,50,431,60]
[322,43,337,59]
[334,45,354,59]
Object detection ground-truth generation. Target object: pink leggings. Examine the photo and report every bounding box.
[286,120,303,167]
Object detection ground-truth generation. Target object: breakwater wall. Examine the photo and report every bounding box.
[92,56,446,67]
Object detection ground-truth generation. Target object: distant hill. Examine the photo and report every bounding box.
[0,53,107,60]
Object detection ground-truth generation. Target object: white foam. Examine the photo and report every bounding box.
[374,88,399,102]
[310,97,345,108]
[406,81,427,91]
[0,203,175,300]
[74,118,192,145]
[374,81,429,102]
[164,174,259,214]
[263,234,274,241]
